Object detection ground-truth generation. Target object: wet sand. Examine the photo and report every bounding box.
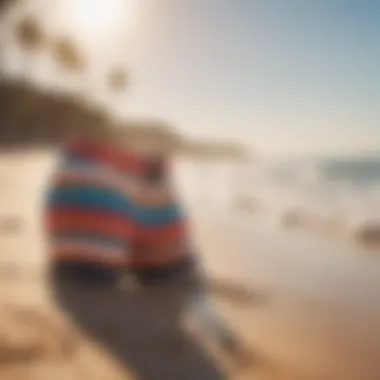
[1,151,380,379]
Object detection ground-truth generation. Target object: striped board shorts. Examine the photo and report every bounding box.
[130,177,193,284]
[45,139,140,281]
[45,138,191,284]
[132,181,188,267]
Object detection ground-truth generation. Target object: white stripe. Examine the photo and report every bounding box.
[57,166,138,196]
[63,161,131,184]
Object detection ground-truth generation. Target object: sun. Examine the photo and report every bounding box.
[64,0,136,40]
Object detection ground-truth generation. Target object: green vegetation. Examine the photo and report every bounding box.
[0,81,248,158]
[0,4,248,159]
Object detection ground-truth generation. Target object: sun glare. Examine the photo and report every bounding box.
[64,0,136,39]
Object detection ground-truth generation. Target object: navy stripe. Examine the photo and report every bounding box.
[52,230,126,248]
[52,235,125,252]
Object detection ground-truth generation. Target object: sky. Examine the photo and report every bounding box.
[1,0,380,156]
[124,0,380,156]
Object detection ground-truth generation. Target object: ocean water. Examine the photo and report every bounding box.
[174,155,380,243]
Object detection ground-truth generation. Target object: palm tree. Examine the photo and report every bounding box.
[107,66,129,93]
[50,36,96,103]
[14,16,45,81]
[15,16,44,52]
[0,0,13,15]
[51,36,86,73]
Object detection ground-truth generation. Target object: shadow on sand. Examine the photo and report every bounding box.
[53,280,230,380]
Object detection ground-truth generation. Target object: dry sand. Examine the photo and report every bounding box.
[1,151,380,379]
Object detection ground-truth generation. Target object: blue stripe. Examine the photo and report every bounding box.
[132,203,184,225]
[47,186,131,215]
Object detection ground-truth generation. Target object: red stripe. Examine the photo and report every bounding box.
[46,208,135,239]
[134,188,176,206]
[51,248,129,267]
[136,223,187,244]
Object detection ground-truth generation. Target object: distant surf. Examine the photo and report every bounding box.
[174,155,380,251]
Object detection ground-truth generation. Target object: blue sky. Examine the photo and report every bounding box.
[2,0,379,156]
[123,0,380,156]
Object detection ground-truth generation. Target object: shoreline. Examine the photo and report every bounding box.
[1,151,380,379]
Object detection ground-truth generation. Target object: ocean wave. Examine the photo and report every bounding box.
[174,157,380,250]
[238,159,380,249]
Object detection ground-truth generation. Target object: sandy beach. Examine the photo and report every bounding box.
[1,150,380,380]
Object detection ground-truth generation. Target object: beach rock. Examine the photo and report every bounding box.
[0,215,24,234]
[281,210,303,229]
[354,223,380,250]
